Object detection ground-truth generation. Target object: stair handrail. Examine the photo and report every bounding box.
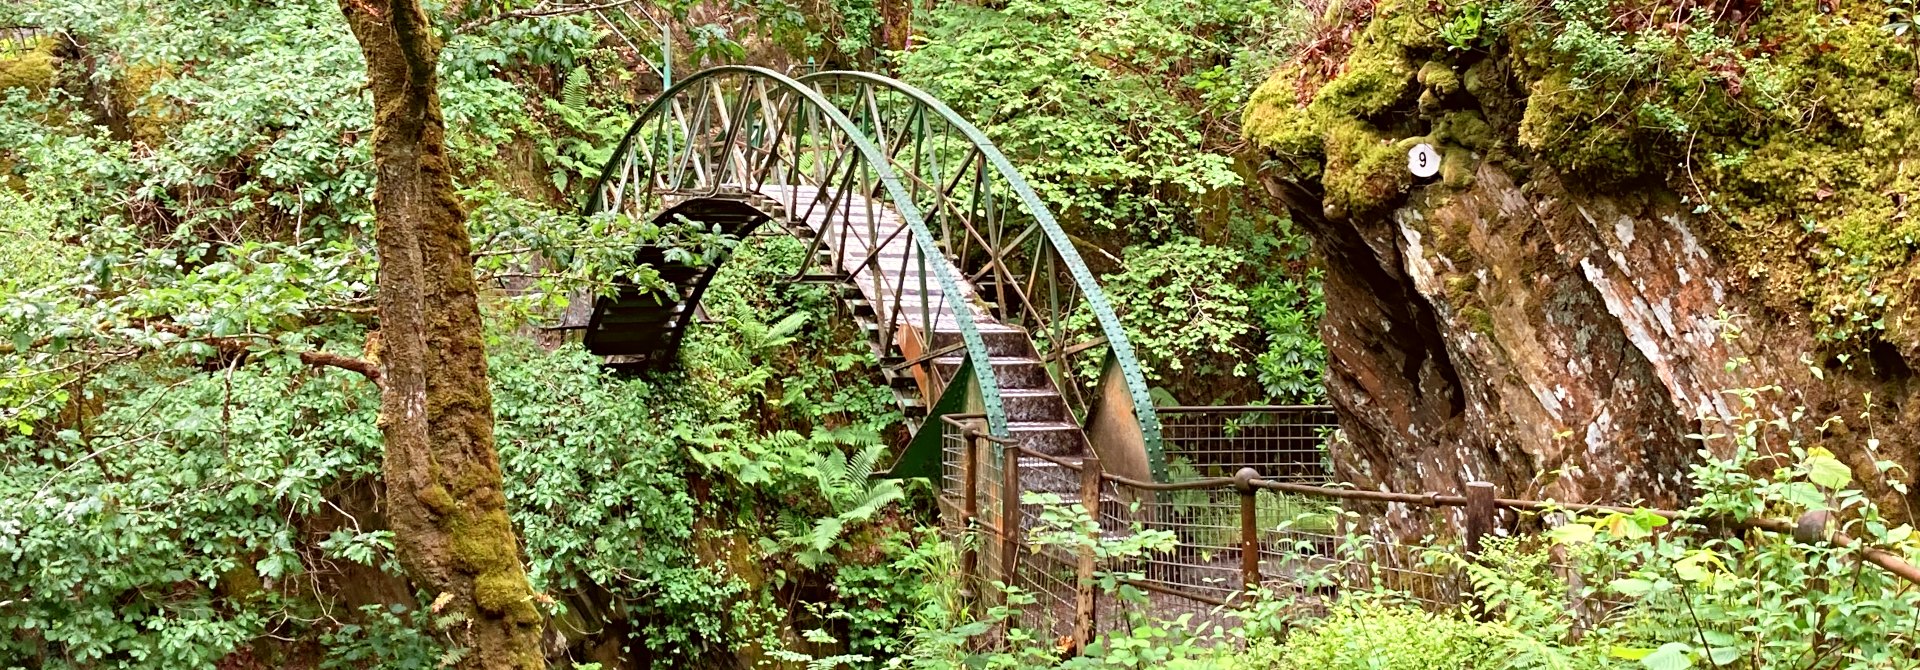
[797,71,1168,481]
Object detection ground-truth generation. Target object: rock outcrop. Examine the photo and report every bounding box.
[1246,0,1920,521]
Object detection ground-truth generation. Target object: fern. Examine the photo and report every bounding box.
[789,442,906,568]
[561,65,589,115]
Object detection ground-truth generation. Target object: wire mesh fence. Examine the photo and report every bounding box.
[1,27,47,56]
[1159,406,1338,483]
[932,407,1913,654]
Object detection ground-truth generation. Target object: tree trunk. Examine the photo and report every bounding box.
[336,2,546,667]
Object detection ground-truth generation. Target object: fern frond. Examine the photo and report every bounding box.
[817,447,851,504]
[840,481,905,523]
[767,311,809,340]
[848,444,884,484]
[562,65,589,114]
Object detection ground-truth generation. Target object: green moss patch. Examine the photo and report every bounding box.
[0,39,55,92]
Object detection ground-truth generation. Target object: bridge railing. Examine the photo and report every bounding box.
[1159,405,1338,482]
[938,412,1920,652]
[586,66,1016,437]
[800,71,1169,481]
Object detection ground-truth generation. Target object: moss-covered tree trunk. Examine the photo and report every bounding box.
[337,1,545,667]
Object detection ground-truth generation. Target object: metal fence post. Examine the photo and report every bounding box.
[1235,468,1262,592]
[960,428,982,598]
[1073,456,1102,651]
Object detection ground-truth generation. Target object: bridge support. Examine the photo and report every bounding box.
[1082,354,1156,482]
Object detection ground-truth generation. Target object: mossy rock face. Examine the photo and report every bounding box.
[1315,41,1416,122]
[1246,0,1920,356]
[1243,5,1420,220]
[1244,69,1324,161]
[1417,61,1461,97]
[1321,119,1415,219]
[1516,72,1646,186]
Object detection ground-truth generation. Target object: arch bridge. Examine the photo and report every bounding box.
[576,66,1170,486]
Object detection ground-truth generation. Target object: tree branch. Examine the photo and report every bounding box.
[150,323,384,385]
[454,0,641,34]
[297,348,384,383]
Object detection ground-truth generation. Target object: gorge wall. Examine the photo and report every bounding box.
[1244,0,1920,518]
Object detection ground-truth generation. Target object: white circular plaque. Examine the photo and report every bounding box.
[1408,143,1441,178]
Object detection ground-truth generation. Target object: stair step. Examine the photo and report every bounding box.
[999,389,1071,423]
[596,303,689,325]
[932,355,1051,389]
[1007,420,1087,457]
[929,325,1032,357]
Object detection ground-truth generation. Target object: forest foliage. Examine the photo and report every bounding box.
[0,0,1322,664]
[6,0,1918,667]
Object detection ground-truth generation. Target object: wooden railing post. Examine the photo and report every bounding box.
[1235,468,1262,592]
[1000,445,1022,587]
[959,427,982,598]
[1464,481,1495,557]
[1464,480,1496,618]
[1073,456,1102,651]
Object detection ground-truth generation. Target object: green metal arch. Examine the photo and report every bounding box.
[583,65,1011,441]
[798,71,1169,481]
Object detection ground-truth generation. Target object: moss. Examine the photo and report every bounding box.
[1418,61,1461,97]
[1440,147,1478,189]
[1436,111,1493,151]
[1515,72,1648,185]
[1321,119,1415,219]
[474,571,541,623]
[1459,305,1495,336]
[1244,69,1323,158]
[0,39,56,93]
[1243,9,1420,219]
[447,505,541,624]
[1313,38,1416,121]
[118,64,177,145]
[217,562,265,601]
[1461,59,1501,101]
[449,508,514,569]
[418,483,456,516]
[1445,273,1480,297]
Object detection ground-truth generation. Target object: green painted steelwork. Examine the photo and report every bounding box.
[798,71,1169,481]
[583,66,1011,442]
[886,359,976,481]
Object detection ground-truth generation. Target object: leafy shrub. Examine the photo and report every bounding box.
[1234,595,1494,669]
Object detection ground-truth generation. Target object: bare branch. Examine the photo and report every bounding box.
[297,348,384,383]
[454,0,641,34]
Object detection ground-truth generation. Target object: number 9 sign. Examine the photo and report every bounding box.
[1407,143,1441,178]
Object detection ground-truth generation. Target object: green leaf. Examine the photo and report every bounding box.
[1610,577,1655,597]
[1611,646,1654,661]
[1547,523,1596,545]
[1806,448,1852,489]
[1641,642,1694,670]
